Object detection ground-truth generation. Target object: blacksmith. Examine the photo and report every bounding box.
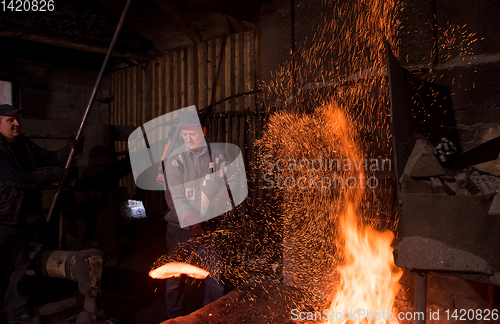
[0,104,80,324]
[163,110,234,319]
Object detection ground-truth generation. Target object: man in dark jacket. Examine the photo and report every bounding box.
[0,104,78,324]
[163,110,239,319]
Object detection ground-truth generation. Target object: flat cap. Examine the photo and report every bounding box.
[0,104,21,116]
[175,110,206,128]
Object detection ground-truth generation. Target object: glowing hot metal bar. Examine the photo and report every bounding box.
[149,262,209,280]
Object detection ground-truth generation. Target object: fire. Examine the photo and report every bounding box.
[256,101,402,322]
[149,262,209,280]
[256,0,406,316]
[324,105,402,324]
[329,204,402,324]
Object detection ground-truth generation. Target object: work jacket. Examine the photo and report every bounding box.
[164,143,235,229]
[0,134,60,224]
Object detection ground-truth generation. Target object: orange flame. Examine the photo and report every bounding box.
[324,104,402,324]
[149,262,210,280]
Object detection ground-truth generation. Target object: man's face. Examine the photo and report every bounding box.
[0,113,21,143]
[181,125,207,152]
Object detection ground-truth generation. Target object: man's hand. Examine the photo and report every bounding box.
[190,224,204,238]
[57,135,85,163]
[206,188,231,218]
[185,211,205,238]
[72,135,85,155]
[32,165,77,188]
[50,166,78,184]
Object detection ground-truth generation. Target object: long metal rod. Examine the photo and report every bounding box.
[46,0,134,222]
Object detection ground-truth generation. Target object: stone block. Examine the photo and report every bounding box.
[402,139,444,177]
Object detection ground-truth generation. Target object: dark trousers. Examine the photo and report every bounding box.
[165,223,224,319]
[0,225,29,317]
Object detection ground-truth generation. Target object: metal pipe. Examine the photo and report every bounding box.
[414,271,427,324]
[46,0,134,222]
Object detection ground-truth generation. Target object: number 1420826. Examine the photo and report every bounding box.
[1,0,54,12]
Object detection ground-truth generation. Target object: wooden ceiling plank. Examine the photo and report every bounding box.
[152,0,203,44]
[0,30,153,61]
[98,0,165,55]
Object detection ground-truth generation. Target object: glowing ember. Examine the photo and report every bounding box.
[149,262,209,280]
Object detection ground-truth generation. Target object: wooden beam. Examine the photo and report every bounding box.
[225,15,248,33]
[0,30,154,61]
[98,0,165,56]
[152,0,203,44]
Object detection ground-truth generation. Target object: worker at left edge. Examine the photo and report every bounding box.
[0,104,83,324]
